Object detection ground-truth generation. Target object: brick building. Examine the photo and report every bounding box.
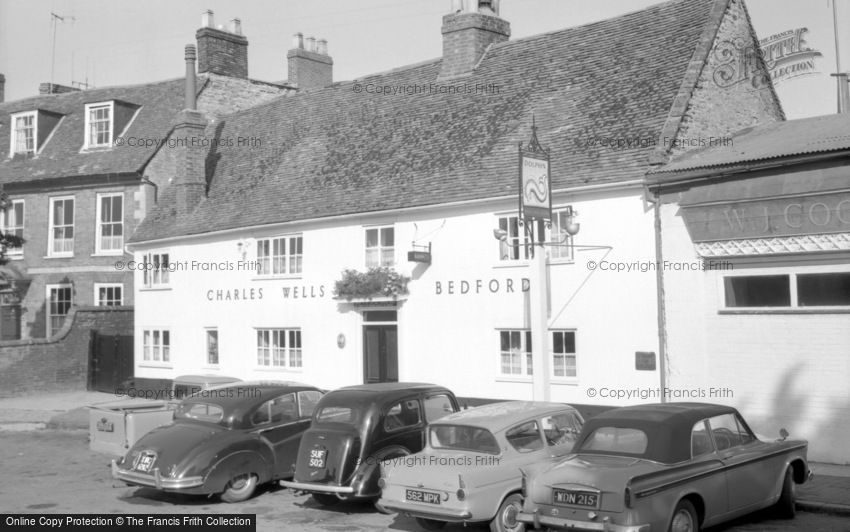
[0,12,294,340]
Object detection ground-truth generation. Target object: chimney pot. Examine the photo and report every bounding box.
[201,10,214,28]
[229,18,242,34]
[317,39,328,56]
[306,36,316,53]
[292,32,304,49]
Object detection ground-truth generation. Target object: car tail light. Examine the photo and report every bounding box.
[456,489,466,501]
[378,477,386,489]
[624,486,632,508]
[457,474,466,500]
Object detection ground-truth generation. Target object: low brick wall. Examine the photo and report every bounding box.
[0,306,133,397]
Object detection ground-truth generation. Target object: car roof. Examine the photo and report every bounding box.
[577,402,739,464]
[323,382,452,406]
[182,382,320,414]
[434,401,580,432]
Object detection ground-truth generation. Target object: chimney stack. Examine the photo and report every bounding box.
[439,0,509,80]
[185,44,198,110]
[0,74,5,103]
[196,9,249,79]
[287,33,333,90]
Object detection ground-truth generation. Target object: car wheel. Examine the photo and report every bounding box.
[220,472,258,503]
[776,466,796,519]
[668,499,698,532]
[312,493,340,506]
[490,493,525,532]
[415,517,447,530]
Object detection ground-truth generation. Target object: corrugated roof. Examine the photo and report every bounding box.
[650,113,850,175]
[132,0,723,243]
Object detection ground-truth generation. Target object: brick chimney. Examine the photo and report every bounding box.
[174,44,207,214]
[287,33,333,90]
[439,0,510,80]
[0,74,5,103]
[196,10,249,79]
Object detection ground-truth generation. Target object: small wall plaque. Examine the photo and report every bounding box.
[635,351,656,371]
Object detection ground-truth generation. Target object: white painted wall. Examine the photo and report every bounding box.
[661,201,850,465]
[132,186,661,405]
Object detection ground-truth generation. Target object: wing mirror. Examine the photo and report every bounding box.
[778,428,789,441]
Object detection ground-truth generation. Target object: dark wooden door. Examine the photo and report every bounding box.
[363,325,398,383]
[90,332,134,393]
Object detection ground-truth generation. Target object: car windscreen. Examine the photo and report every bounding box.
[578,426,648,456]
[430,424,500,454]
[314,406,359,425]
[175,402,224,424]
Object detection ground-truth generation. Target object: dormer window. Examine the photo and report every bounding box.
[10,111,37,155]
[85,102,113,148]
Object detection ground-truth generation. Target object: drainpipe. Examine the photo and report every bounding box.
[646,188,668,401]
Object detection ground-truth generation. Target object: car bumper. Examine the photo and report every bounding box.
[517,510,649,532]
[111,460,204,490]
[279,480,355,494]
[380,500,473,522]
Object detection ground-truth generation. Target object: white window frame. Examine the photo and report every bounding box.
[256,234,303,277]
[549,207,576,262]
[496,207,575,263]
[10,111,37,156]
[498,329,533,377]
[551,329,578,379]
[84,101,114,149]
[48,196,75,257]
[1,199,24,257]
[94,283,123,307]
[205,328,220,367]
[45,283,73,337]
[720,269,850,312]
[95,192,124,255]
[256,328,303,370]
[141,251,171,288]
[142,328,171,364]
[365,225,395,268]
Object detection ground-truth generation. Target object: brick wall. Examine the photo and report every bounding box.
[196,27,248,79]
[286,49,333,90]
[439,12,510,80]
[0,306,133,397]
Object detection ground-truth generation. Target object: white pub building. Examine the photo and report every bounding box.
[128,1,849,462]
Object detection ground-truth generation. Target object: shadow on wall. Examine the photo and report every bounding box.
[736,363,850,466]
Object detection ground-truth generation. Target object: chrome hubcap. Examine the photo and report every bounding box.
[671,509,693,532]
[502,503,520,531]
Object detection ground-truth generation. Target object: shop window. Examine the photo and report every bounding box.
[257,235,302,276]
[797,273,850,306]
[256,328,302,368]
[365,226,394,267]
[724,275,791,307]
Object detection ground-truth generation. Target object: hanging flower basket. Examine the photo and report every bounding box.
[333,267,410,301]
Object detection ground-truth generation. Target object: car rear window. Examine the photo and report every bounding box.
[315,406,357,425]
[430,425,500,454]
[175,402,224,423]
[580,427,648,456]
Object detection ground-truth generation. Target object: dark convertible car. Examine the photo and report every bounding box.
[112,382,323,502]
[281,382,460,508]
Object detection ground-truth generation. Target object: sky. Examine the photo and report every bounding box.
[0,0,847,119]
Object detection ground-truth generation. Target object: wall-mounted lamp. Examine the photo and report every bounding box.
[493,228,508,241]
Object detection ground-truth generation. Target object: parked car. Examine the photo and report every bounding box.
[280,382,460,508]
[517,402,812,532]
[378,401,584,532]
[112,382,323,502]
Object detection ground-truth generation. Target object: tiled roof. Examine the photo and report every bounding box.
[0,78,186,185]
[132,0,723,243]
[649,113,850,176]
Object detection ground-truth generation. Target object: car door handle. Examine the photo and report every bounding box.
[722,452,734,460]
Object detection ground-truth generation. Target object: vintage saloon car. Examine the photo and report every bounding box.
[378,401,584,532]
[112,382,323,502]
[280,382,460,508]
[517,403,811,532]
